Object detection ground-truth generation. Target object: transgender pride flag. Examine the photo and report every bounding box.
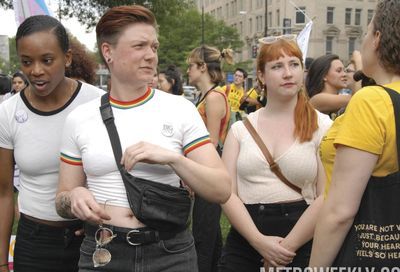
[13,0,54,26]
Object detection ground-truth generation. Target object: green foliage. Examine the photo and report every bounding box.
[61,0,190,30]
[0,0,244,82]
[0,37,20,75]
[0,0,12,9]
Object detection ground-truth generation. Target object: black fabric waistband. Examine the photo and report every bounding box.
[85,223,180,246]
[20,213,83,232]
[245,200,308,216]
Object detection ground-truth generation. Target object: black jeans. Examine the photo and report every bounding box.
[14,214,83,272]
[218,201,312,272]
[79,225,197,272]
[192,195,222,272]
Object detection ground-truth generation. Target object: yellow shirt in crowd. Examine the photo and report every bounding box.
[222,83,244,113]
[320,81,400,197]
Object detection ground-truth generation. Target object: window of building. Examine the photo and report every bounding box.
[277,9,280,26]
[367,9,374,24]
[326,36,333,54]
[268,11,272,27]
[230,1,234,17]
[345,8,352,25]
[239,0,243,12]
[249,18,253,33]
[327,7,334,24]
[355,9,362,25]
[239,21,243,34]
[296,6,306,24]
[226,3,229,18]
[348,37,356,59]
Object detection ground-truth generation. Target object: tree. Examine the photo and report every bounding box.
[61,0,190,29]
[0,0,244,82]
[158,8,243,74]
[0,37,20,74]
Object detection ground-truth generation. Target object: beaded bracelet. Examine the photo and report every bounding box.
[0,263,8,267]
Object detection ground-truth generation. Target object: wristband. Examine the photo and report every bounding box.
[0,263,8,267]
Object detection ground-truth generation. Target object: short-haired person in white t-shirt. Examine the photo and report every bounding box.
[55,5,231,272]
[0,15,104,272]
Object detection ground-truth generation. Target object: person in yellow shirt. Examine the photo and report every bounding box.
[240,84,266,114]
[222,68,247,123]
[310,1,400,267]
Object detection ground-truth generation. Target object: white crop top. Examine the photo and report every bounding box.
[60,89,210,208]
[232,110,332,204]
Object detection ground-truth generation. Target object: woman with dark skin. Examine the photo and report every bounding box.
[0,15,103,272]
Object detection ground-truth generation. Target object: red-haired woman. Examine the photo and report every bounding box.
[218,36,332,271]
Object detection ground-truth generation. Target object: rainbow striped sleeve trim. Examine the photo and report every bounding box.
[60,153,83,166]
[183,135,211,155]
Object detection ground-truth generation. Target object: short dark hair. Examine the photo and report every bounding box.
[235,68,248,79]
[12,71,29,86]
[16,15,69,53]
[96,5,157,66]
[0,74,12,95]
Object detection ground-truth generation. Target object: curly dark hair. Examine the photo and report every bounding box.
[373,0,400,74]
[65,37,97,84]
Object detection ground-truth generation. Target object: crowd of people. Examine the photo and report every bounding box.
[0,0,399,271]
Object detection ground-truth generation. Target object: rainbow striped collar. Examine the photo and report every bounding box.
[109,87,154,109]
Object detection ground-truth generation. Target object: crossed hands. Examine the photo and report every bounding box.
[253,235,296,269]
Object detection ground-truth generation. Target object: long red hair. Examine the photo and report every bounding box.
[256,39,318,142]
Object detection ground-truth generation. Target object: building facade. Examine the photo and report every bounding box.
[194,0,377,71]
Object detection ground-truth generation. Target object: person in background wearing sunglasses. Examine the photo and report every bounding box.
[218,35,332,271]
[55,5,231,272]
[0,15,104,272]
[186,44,232,272]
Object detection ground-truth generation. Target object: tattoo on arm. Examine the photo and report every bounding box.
[55,192,76,219]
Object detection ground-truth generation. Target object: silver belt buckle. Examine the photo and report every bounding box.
[126,229,141,246]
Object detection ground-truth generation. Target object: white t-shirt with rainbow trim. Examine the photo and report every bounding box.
[0,81,104,221]
[60,88,210,208]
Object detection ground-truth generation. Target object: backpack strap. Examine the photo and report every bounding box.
[225,84,231,96]
[380,86,400,169]
[242,117,302,194]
